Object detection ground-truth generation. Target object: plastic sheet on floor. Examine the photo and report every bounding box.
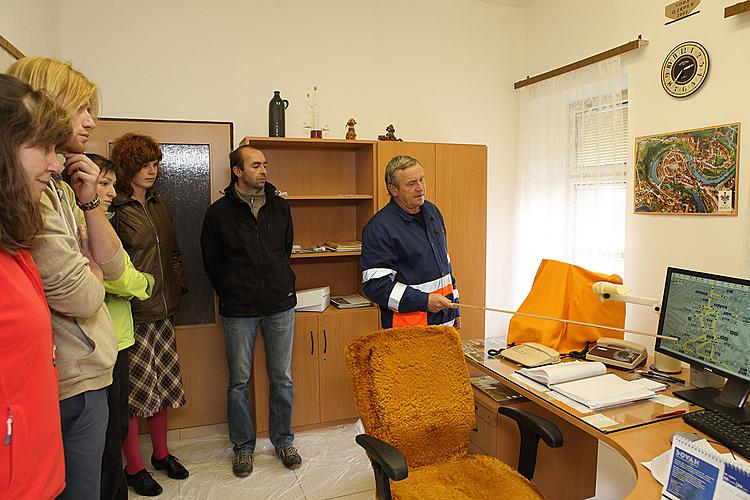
[292,423,375,500]
[132,423,374,499]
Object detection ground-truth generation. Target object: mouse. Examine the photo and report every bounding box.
[671,431,702,444]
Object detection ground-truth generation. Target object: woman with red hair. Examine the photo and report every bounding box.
[111,133,188,496]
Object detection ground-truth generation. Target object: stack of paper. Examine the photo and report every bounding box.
[518,361,665,410]
[551,374,657,410]
[330,294,370,309]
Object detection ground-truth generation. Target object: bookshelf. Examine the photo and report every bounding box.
[243,137,375,297]
[243,137,379,430]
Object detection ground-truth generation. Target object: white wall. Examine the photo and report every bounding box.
[12,1,745,345]
[522,0,750,347]
[53,0,524,337]
[1,0,60,60]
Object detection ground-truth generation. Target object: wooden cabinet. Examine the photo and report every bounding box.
[253,307,378,431]
[434,144,487,339]
[376,142,487,339]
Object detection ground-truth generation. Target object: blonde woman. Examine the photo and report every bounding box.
[7,57,125,500]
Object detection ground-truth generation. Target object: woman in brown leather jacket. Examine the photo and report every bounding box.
[110,133,188,496]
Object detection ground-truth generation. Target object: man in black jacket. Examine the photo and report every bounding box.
[200,145,301,478]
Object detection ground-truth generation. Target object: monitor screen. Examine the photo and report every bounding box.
[655,267,750,384]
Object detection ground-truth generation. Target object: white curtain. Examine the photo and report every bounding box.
[510,57,628,308]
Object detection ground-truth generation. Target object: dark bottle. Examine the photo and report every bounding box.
[269,91,289,137]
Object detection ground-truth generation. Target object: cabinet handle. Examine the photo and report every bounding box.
[310,331,314,355]
[323,329,327,354]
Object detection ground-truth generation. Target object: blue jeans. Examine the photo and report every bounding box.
[223,308,295,454]
[58,387,109,500]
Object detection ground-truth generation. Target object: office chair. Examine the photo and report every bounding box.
[345,325,563,500]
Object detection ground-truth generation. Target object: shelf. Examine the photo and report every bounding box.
[244,136,375,150]
[297,304,378,316]
[291,251,361,259]
[284,194,373,200]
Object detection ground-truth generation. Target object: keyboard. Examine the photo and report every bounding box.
[683,409,750,459]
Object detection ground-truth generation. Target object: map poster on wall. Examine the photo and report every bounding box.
[634,123,740,215]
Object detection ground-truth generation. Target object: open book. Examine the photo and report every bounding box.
[518,361,666,410]
[518,361,606,386]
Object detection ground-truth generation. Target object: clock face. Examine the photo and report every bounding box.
[661,41,709,98]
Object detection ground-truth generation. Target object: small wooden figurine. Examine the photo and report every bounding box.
[346,118,357,140]
[377,124,402,141]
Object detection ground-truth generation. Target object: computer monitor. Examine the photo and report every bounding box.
[655,267,750,422]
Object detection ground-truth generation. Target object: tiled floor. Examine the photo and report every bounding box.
[130,423,635,499]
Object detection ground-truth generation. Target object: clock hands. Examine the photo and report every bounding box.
[674,63,694,84]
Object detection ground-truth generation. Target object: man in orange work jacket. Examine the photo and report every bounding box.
[361,155,460,329]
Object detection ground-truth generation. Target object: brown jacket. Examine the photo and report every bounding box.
[112,193,186,323]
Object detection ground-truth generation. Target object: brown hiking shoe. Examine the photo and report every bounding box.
[232,452,253,477]
[276,446,302,470]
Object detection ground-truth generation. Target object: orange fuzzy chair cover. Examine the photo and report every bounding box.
[345,325,544,499]
[508,259,626,354]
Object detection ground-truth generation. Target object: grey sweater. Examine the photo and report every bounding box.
[32,180,124,400]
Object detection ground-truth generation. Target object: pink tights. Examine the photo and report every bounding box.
[123,408,170,474]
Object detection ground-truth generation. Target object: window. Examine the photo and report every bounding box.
[567,91,628,277]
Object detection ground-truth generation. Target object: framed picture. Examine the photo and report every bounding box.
[0,34,23,72]
[634,123,740,215]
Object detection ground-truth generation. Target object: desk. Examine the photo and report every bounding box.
[463,339,724,499]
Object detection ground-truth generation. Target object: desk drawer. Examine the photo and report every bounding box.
[471,413,497,456]
[475,402,498,427]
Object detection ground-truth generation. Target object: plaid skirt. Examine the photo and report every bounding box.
[128,318,186,418]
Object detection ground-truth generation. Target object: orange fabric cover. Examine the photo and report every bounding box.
[345,326,543,499]
[507,259,625,354]
[392,454,542,500]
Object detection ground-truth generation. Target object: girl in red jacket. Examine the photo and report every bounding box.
[0,74,72,499]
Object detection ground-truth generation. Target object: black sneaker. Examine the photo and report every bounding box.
[276,446,302,470]
[151,454,189,480]
[232,452,253,477]
[125,468,163,496]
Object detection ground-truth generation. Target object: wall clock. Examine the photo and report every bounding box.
[661,41,709,98]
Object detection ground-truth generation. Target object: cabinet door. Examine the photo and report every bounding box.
[254,313,320,432]
[318,308,379,422]
[376,142,436,210]
[435,144,487,340]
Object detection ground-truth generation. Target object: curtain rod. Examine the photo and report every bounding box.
[514,35,648,90]
[725,1,750,17]
[0,34,24,60]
